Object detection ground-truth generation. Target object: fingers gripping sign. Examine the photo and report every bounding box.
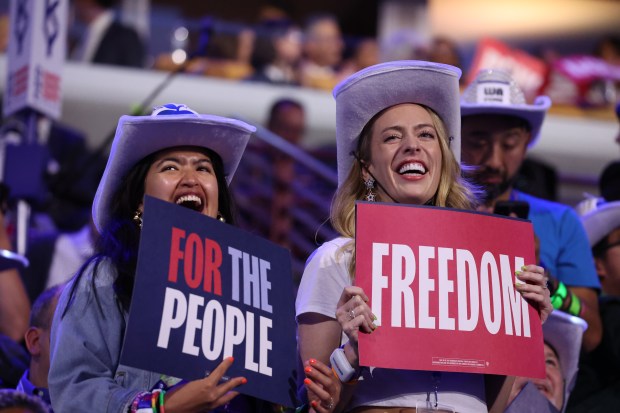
[303,358,341,413]
[514,265,553,324]
[165,356,248,412]
[335,287,377,347]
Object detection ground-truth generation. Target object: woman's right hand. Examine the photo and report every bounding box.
[164,357,247,413]
[303,358,341,412]
[334,286,377,349]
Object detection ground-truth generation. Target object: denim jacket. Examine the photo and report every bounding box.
[49,258,161,412]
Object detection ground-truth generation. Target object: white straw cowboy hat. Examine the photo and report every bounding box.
[333,60,462,187]
[93,103,256,232]
[461,69,551,148]
[577,197,620,247]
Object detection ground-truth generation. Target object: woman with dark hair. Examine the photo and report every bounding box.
[48,104,256,412]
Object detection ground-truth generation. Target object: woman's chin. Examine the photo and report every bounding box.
[393,193,434,206]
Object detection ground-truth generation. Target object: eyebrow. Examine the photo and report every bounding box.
[379,123,436,134]
[155,156,213,166]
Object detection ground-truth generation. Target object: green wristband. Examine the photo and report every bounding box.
[567,293,582,316]
[551,281,568,310]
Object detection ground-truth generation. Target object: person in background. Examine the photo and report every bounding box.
[299,14,348,91]
[296,61,552,413]
[247,19,303,85]
[340,37,380,75]
[265,99,305,248]
[0,335,29,389]
[460,69,602,352]
[596,102,620,202]
[567,197,620,411]
[0,389,50,413]
[614,100,620,148]
[48,103,255,412]
[0,12,8,53]
[267,98,305,147]
[20,121,104,304]
[0,186,30,343]
[16,285,64,410]
[70,0,145,67]
[426,36,465,83]
[599,160,620,202]
[0,154,30,391]
[506,311,587,413]
[233,99,305,261]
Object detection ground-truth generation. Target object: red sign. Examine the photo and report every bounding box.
[355,202,545,379]
[467,38,547,102]
[553,55,620,85]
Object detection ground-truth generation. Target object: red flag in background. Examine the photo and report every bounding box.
[467,38,547,102]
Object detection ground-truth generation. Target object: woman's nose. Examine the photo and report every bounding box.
[180,170,198,186]
[402,135,421,152]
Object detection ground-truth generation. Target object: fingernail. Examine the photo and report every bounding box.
[309,358,317,365]
[515,270,522,278]
[228,356,234,363]
[521,265,527,271]
[371,322,377,330]
[241,378,247,384]
[514,282,524,290]
[304,378,312,386]
[371,313,378,321]
[305,366,312,374]
[311,401,318,408]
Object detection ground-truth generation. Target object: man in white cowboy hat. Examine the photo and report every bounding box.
[567,197,620,410]
[506,311,587,413]
[460,69,602,352]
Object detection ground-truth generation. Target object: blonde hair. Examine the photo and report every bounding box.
[331,104,480,279]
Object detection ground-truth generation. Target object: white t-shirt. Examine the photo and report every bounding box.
[296,237,488,413]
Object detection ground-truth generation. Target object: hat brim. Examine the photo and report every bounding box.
[461,96,551,147]
[543,310,587,403]
[334,60,462,186]
[93,114,255,232]
[581,200,620,246]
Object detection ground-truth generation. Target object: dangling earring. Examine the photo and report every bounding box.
[216,212,226,223]
[133,210,143,228]
[364,177,376,202]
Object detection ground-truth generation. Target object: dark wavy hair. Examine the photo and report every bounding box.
[63,146,236,314]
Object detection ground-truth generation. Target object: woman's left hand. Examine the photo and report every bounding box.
[303,358,341,413]
[515,264,552,323]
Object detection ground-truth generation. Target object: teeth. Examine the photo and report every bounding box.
[176,195,202,206]
[399,162,426,174]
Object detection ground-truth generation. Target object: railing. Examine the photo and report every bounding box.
[230,121,339,284]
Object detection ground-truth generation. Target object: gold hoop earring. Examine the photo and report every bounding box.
[133,210,143,228]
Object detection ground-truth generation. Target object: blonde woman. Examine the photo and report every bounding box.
[296,61,552,413]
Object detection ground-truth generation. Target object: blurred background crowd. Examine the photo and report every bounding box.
[0,0,619,412]
[0,0,617,274]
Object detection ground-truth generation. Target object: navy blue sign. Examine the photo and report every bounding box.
[120,196,298,407]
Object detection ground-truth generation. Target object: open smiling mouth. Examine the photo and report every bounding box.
[398,162,427,176]
[176,194,203,212]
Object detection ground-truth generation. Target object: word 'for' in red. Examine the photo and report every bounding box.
[168,227,222,295]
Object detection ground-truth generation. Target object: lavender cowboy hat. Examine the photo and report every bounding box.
[92,103,255,232]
